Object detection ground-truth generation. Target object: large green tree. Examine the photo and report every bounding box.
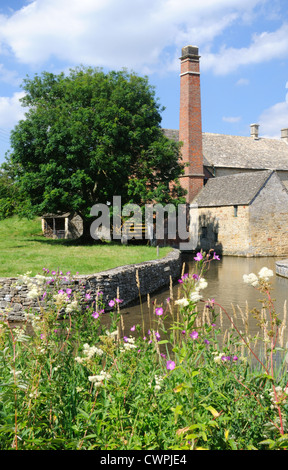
[9,66,185,241]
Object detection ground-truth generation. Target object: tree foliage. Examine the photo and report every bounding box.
[8,66,185,239]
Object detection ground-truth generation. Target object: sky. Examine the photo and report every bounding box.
[0,0,288,164]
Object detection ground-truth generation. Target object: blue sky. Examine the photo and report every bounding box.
[0,0,287,164]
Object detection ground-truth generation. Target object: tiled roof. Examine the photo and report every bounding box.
[163,129,288,170]
[193,170,274,207]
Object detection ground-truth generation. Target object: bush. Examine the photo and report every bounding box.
[0,251,287,450]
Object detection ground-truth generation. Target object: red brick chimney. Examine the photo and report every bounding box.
[179,45,204,202]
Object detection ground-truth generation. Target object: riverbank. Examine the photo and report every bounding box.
[0,249,182,322]
[275,259,288,278]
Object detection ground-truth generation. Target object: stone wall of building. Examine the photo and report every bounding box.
[248,172,288,257]
[197,205,250,255]
[0,249,182,322]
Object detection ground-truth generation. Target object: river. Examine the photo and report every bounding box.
[119,255,288,342]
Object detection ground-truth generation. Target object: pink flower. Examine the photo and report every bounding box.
[108,300,115,307]
[194,252,203,261]
[155,307,163,316]
[85,293,91,300]
[166,360,176,371]
[190,331,199,340]
[115,298,123,303]
[130,325,136,331]
[92,311,99,319]
[66,288,72,295]
[213,252,220,260]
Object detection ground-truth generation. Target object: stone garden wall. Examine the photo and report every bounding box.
[0,249,182,322]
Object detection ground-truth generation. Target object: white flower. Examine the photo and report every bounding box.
[65,300,79,313]
[243,273,259,287]
[27,288,40,299]
[175,298,189,307]
[190,291,202,303]
[196,277,208,291]
[88,370,111,387]
[258,267,273,281]
[83,343,104,359]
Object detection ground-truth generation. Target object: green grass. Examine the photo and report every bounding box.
[0,215,171,277]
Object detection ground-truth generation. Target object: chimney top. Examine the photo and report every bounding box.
[180,45,200,60]
[250,123,259,139]
[281,128,288,143]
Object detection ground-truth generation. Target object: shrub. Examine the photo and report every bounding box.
[0,251,287,450]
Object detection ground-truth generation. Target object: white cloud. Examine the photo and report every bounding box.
[202,23,288,75]
[0,0,269,74]
[222,116,242,123]
[236,78,250,86]
[0,91,26,128]
[259,82,288,138]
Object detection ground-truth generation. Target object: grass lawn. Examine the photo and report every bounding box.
[0,216,172,277]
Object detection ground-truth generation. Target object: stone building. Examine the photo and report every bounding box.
[193,170,288,256]
[41,212,83,239]
[163,45,288,256]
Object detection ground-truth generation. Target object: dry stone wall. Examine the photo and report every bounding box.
[0,249,182,322]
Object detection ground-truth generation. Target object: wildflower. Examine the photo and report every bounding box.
[192,274,199,280]
[92,311,99,319]
[204,339,210,344]
[243,272,259,287]
[88,370,111,387]
[175,298,189,307]
[166,360,176,371]
[178,273,189,283]
[65,299,79,313]
[155,307,164,316]
[108,300,115,307]
[27,288,40,299]
[85,293,91,300]
[149,375,164,392]
[190,291,202,303]
[106,329,118,339]
[66,288,72,295]
[121,336,137,351]
[82,343,104,359]
[190,331,198,340]
[115,298,123,303]
[194,252,203,261]
[155,331,161,341]
[258,267,273,281]
[130,325,136,331]
[213,252,220,260]
[195,277,208,291]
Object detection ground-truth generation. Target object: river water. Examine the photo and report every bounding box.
[120,255,288,342]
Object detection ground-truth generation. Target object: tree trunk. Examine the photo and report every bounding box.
[75,216,96,245]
